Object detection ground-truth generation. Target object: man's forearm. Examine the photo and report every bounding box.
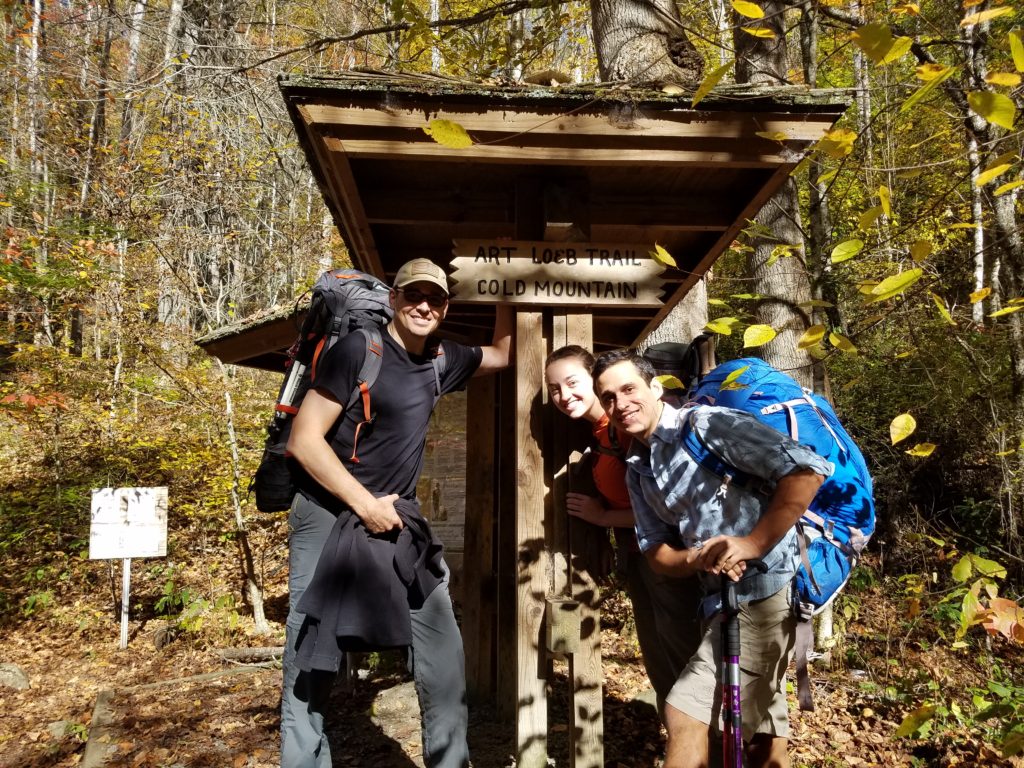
[746,469,824,554]
[288,432,377,515]
[476,304,514,375]
[646,543,700,577]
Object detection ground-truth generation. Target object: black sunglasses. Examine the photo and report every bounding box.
[397,288,448,308]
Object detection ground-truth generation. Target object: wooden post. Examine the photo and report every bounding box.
[120,558,131,650]
[463,375,497,704]
[553,312,604,768]
[496,368,518,721]
[515,310,548,767]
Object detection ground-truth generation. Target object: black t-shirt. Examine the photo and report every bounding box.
[298,328,482,506]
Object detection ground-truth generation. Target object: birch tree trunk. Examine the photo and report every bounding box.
[79,0,114,208]
[968,135,986,326]
[121,0,147,145]
[217,360,270,636]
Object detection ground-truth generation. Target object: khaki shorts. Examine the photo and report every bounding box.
[665,585,795,741]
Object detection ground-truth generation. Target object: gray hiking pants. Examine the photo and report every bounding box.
[280,493,469,768]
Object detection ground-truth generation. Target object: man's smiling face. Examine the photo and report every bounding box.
[390,281,448,340]
[594,359,664,443]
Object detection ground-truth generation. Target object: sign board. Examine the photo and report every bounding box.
[89,487,168,560]
[450,240,666,306]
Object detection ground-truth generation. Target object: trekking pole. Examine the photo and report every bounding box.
[721,558,768,768]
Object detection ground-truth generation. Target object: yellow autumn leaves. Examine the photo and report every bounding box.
[890,412,936,458]
[849,15,1020,129]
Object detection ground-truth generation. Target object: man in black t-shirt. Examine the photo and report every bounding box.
[281,258,512,768]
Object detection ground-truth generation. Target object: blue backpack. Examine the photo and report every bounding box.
[684,357,875,710]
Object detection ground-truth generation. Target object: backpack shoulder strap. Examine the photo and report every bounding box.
[340,327,385,464]
[592,423,626,459]
[343,327,385,415]
[793,611,816,711]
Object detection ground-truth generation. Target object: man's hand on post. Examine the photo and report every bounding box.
[697,535,760,581]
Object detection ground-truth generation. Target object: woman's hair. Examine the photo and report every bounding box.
[544,344,595,373]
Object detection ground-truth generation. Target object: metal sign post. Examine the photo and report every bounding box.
[89,487,168,649]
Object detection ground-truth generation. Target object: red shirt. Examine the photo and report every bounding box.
[591,415,632,511]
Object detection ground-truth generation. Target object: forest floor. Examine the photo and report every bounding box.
[1,539,1022,768]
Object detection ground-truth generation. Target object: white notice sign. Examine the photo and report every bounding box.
[89,487,168,560]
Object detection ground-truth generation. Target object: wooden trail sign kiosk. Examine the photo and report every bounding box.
[197,71,848,767]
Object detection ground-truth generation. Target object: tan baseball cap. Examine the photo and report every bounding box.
[393,258,449,295]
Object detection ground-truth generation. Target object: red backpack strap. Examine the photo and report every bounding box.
[345,328,385,463]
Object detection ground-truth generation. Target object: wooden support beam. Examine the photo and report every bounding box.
[310,131,385,277]
[636,165,800,341]
[300,103,836,143]
[462,375,497,705]
[327,136,796,168]
[515,311,548,768]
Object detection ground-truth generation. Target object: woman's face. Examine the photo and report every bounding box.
[545,357,596,420]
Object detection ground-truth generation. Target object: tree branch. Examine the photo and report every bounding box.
[235,0,570,75]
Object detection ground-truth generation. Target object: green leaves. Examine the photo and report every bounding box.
[896,704,939,738]
[952,553,1007,582]
[829,331,858,355]
[868,269,923,303]
[831,239,864,264]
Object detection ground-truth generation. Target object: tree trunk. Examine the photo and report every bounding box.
[991,185,1024,547]
[589,0,703,85]
[589,0,709,347]
[733,1,815,387]
[121,0,147,145]
[79,0,114,208]
[218,361,270,636]
[734,0,786,84]
[164,0,185,75]
[641,278,710,351]
[968,135,986,325]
